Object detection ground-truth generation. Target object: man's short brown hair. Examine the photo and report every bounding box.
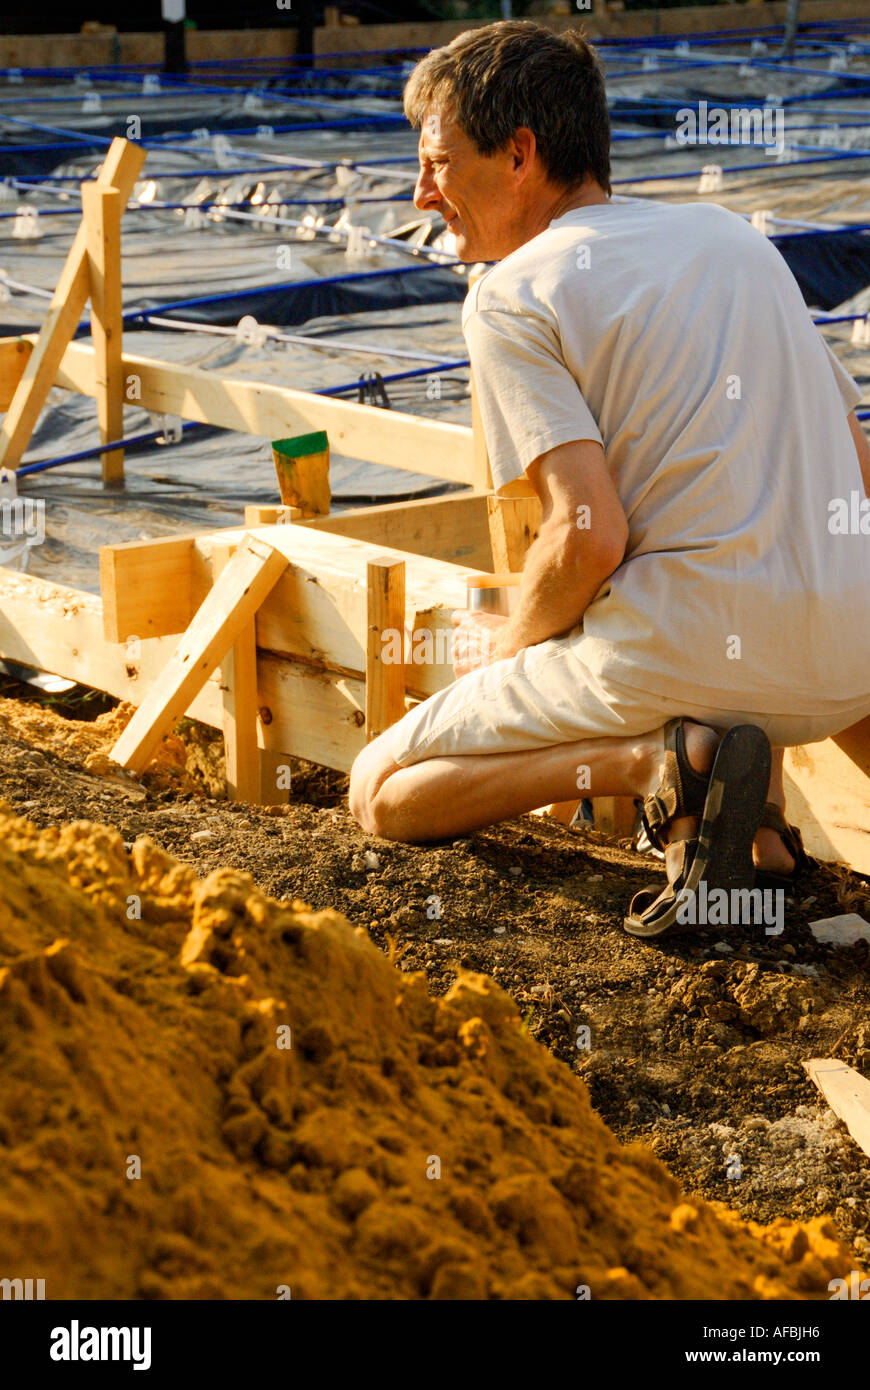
[403,20,611,196]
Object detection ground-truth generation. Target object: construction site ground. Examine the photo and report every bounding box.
[3,674,869,1276]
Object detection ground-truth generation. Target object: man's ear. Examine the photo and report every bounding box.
[511,127,537,177]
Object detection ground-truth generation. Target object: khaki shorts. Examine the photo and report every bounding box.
[391,628,870,768]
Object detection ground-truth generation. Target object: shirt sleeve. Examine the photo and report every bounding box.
[463,305,604,497]
[821,337,862,413]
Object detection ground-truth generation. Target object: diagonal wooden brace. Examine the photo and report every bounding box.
[110,535,288,775]
[0,137,145,471]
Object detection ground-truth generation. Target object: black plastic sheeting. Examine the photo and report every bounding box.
[128,264,469,330]
[773,229,870,311]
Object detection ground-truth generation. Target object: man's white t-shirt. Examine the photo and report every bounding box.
[463,198,870,715]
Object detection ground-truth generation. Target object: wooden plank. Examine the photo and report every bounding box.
[366,559,405,742]
[0,138,145,470]
[49,339,476,483]
[804,1059,870,1161]
[81,183,124,485]
[212,542,261,804]
[110,536,288,774]
[486,494,541,573]
[99,534,195,643]
[299,492,493,570]
[0,338,33,412]
[0,568,223,726]
[258,655,367,774]
[784,716,870,874]
[0,569,367,775]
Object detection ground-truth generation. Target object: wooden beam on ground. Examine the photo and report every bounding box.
[81,182,124,485]
[0,138,144,470]
[365,559,406,742]
[99,534,196,642]
[486,494,542,573]
[49,339,476,483]
[0,338,33,411]
[784,716,870,873]
[804,1059,870,1161]
[110,535,288,775]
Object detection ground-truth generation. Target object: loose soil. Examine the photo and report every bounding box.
[0,682,868,1296]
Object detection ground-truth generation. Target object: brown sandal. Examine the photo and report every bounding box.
[624,720,771,938]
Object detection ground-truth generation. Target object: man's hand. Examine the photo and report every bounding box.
[451,609,509,677]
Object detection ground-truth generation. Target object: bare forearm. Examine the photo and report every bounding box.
[494,522,621,659]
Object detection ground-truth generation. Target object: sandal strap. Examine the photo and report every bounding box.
[758,801,809,869]
[640,718,712,852]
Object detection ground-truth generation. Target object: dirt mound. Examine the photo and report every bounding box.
[0,693,225,797]
[0,804,860,1299]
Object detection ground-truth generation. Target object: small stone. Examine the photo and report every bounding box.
[190,829,214,841]
[714,941,733,954]
[588,874,603,882]
[816,1187,831,1205]
[363,850,380,871]
[433,938,454,946]
[810,913,870,947]
[508,866,522,877]
[493,925,506,935]
[795,1177,805,1188]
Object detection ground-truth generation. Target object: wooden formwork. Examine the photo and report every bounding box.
[0,141,868,869]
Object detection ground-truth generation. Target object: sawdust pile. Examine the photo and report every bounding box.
[0,805,858,1300]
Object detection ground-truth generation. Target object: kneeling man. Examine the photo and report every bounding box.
[350,22,870,936]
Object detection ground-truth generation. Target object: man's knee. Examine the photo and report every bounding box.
[348,735,400,837]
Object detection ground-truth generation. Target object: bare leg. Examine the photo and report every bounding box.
[752,748,794,873]
[349,719,719,844]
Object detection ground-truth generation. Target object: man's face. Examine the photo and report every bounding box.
[413,109,520,263]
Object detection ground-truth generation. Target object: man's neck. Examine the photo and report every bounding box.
[514,180,609,251]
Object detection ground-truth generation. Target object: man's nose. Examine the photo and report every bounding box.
[414,167,439,212]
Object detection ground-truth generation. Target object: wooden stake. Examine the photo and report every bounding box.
[365,559,405,742]
[272,431,331,517]
[212,542,262,804]
[593,797,638,838]
[486,494,541,573]
[0,137,145,470]
[110,535,287,775]
[82,183,124,484]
